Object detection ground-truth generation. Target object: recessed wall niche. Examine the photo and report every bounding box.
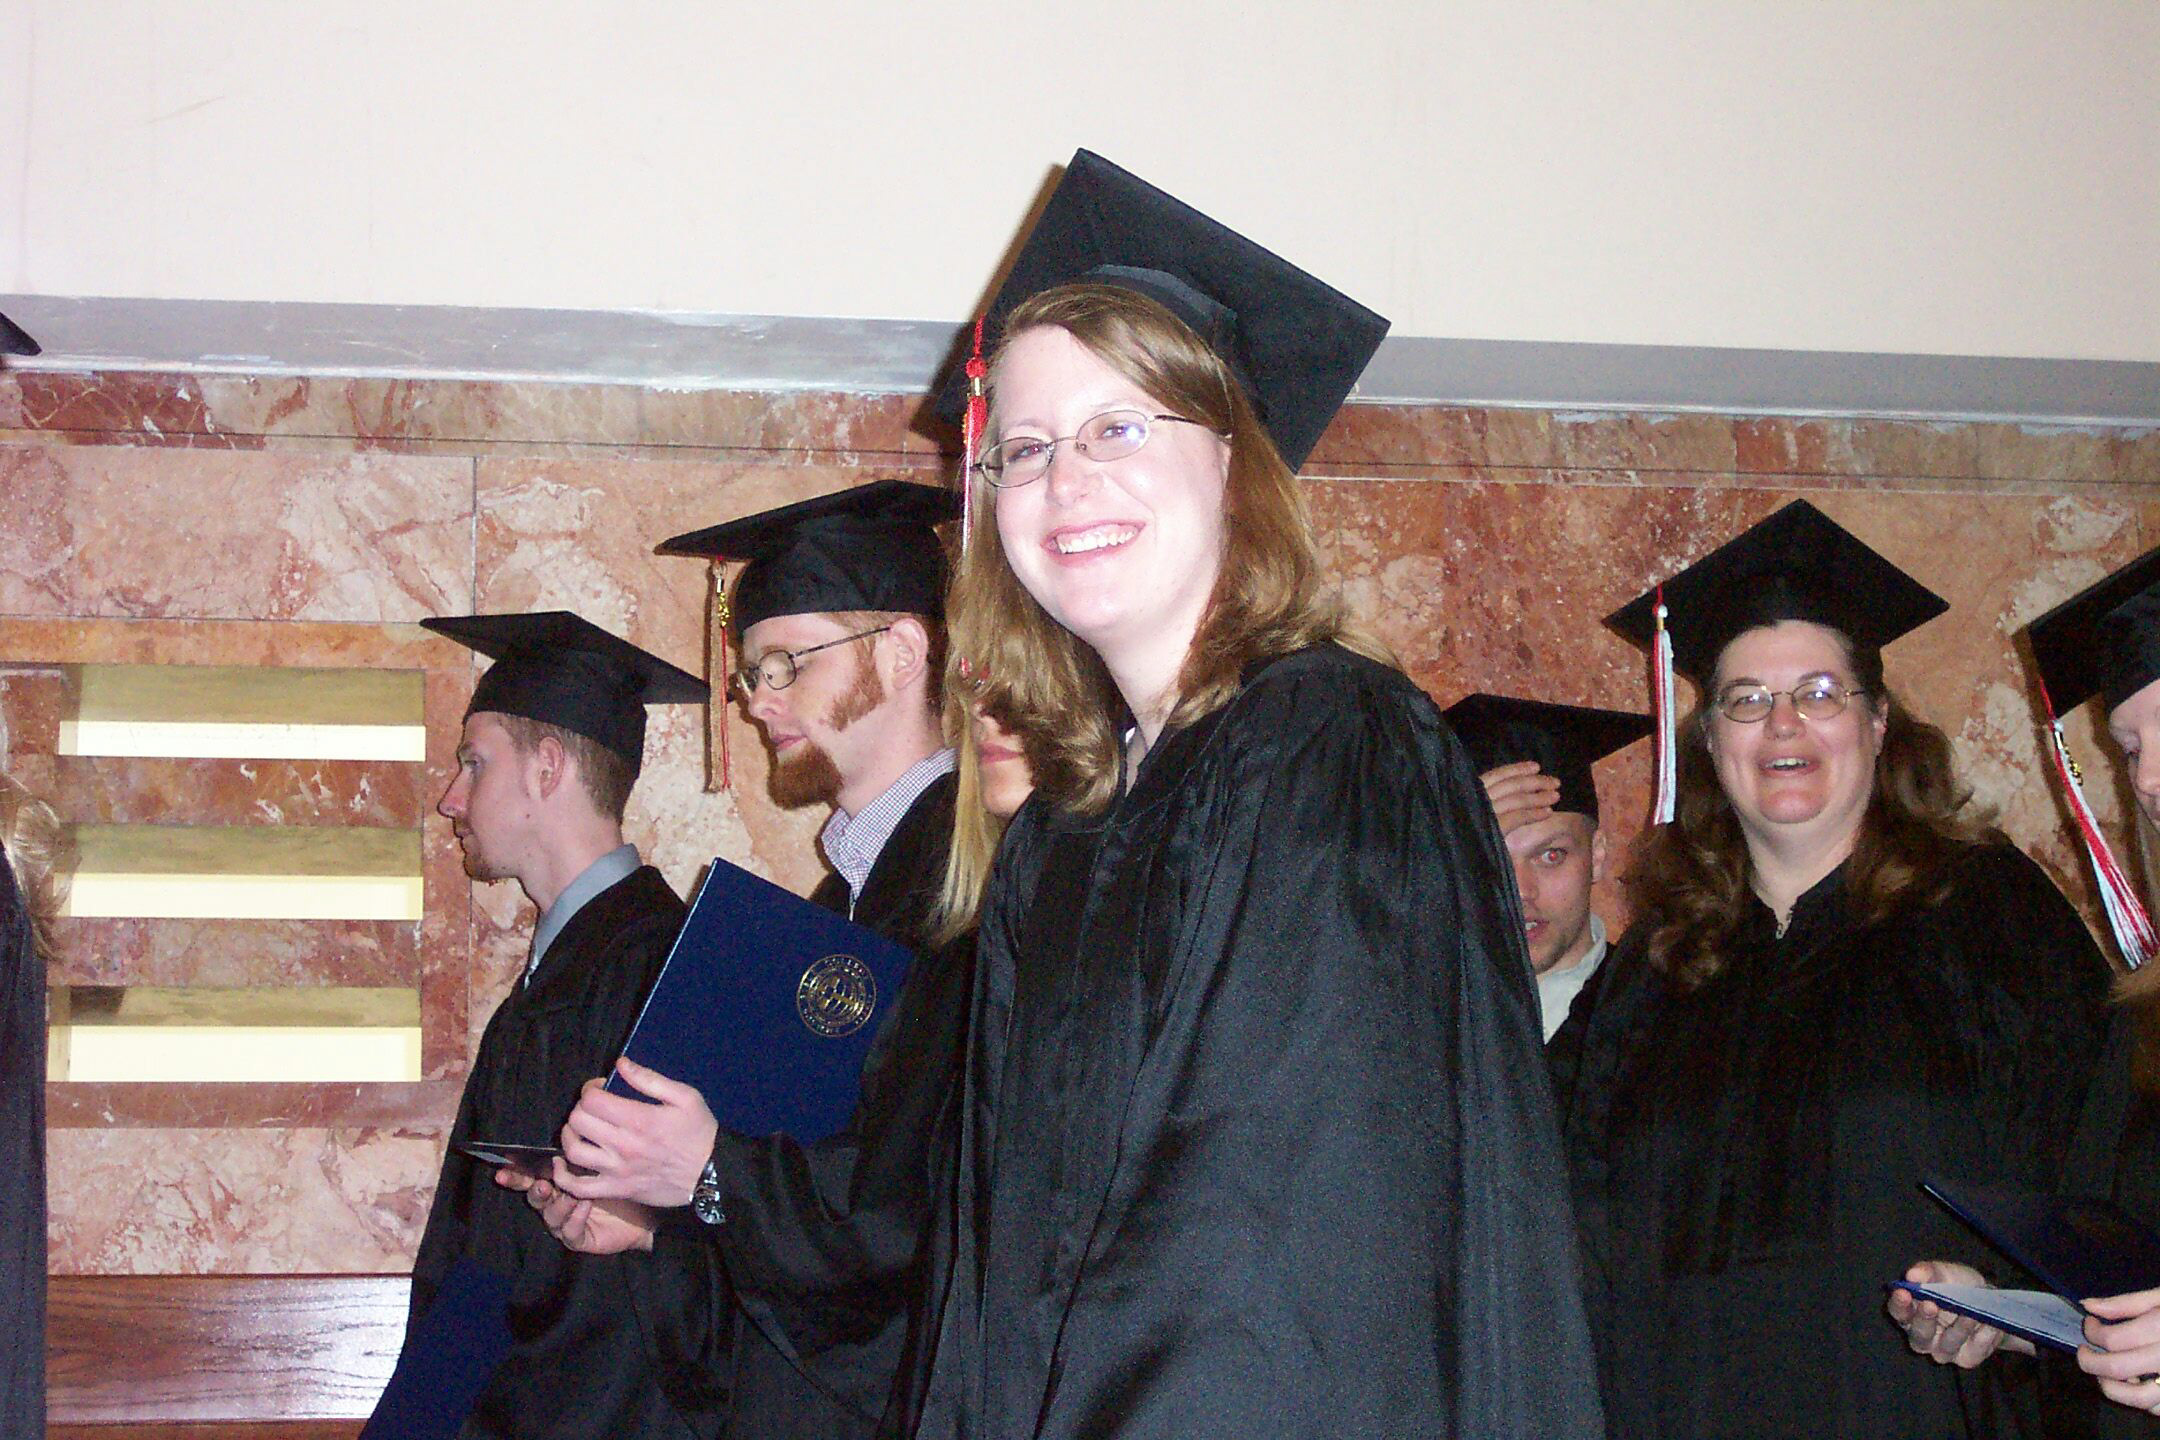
[1,616,471,1129]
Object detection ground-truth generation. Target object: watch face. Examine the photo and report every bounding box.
[693,1161,725,1226]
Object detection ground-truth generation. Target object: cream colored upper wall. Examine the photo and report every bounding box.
[4,0,2155,361]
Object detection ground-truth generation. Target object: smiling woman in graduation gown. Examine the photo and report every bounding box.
[1551,502,2115,1439]
[901,151,1601,1440]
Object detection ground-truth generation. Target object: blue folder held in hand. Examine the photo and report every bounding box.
[604,856,916,1143]
[1887,1175,2160,1353]
[362,1257,513,1440]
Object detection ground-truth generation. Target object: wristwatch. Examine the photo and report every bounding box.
[691,1158,726,1227]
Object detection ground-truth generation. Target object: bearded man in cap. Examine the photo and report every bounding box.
[405,610,720,1440]
[522,480,975,1440]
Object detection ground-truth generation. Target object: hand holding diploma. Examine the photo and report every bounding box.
[1886,1261,2030,1366]
[494,1158,658,1254]
[553,1059,718,1209]
[2079,1288,2160,1411]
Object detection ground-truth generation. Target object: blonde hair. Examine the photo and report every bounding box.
[949,282,1386,813]
[0,771,68,964]
[930,687,1010,946]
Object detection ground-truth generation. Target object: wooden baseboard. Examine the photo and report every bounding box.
[49,1274,407,1426]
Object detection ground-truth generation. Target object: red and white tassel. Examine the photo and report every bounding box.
[1651,587,1677,826]
[960,317,988,553]
[2040,680,2157,968]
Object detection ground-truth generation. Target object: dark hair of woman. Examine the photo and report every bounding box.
[1625,629,1996,989]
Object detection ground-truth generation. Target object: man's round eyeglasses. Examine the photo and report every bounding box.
[1713,678,1867,724]
[733,625,891,697]
[975,409,1222,489]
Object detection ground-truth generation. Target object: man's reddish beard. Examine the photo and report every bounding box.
[767,650,885,810]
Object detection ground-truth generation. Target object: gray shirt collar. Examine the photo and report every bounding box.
[819,748,957,913]
[527,843,641,985]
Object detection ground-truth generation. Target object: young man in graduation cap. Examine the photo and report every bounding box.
[406,610,722,1440]
[1443,694,1650,1041]
[528,479,974,1440]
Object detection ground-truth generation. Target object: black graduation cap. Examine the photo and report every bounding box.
[931,149,1390,472]
[658,479,961,635]
[0,310,39,357]
[422,611,707,773]
[2026,546,2160,717]
[1442,694,1652,822]
[1605,500,1948,684]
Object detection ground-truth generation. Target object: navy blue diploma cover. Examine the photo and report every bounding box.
[363,1257,514,1440]
[1887,1175,2160,1352]
[1923,1174,2160,1303]
[603,856,915,1144]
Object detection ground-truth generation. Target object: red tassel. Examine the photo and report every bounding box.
[961,316,988,552]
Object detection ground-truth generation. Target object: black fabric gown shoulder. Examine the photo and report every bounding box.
[2062,1000,2160,1438]
[1551,841,2115,1440]
[909,644,1604,1440]
[680,770,975,1440]
[407,864,727,1440]
[0,860,45,1440]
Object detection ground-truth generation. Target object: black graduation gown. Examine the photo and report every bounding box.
[1551,843,2114,1440]
[2058,1006,2160,1438]
[667,770,973,1440]
[0,860,45,1440]
[408,864,729,1440]
[908,644,1604,1440]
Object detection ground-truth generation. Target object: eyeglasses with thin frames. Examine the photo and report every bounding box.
[975,408,1223,489]
[1713,677,1868,724]
[733,625,892,697]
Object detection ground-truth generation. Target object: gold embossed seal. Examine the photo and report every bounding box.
[796,954,877,1037]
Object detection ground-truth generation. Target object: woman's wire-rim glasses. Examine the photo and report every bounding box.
[974,409,1222,489]
[1713,677,1869,724]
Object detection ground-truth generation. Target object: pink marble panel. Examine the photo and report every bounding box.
[47,1079,460,1132]
[0,444,474,622]
[0,663,68,754]
[49,915,419,989]
[10,755,423,828]
[1549,411,1738,476]
[1731,417,1859,477]
[48,1125,442,1273]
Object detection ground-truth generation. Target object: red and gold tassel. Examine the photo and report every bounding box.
[960,316,988,552]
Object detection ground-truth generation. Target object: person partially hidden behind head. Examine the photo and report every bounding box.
[526,480,977,1440]
[0,771,65,1440]
[403,610,716,1440]
[1444,694,1650,1041]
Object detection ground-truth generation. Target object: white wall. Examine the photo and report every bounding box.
[4,0,2155,360]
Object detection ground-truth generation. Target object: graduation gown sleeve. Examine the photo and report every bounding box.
[917,645,1603,1440]
[0,859,45,1440]
[695,773,976,1438]
[404,866,725,1440]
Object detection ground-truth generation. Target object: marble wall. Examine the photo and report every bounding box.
[3,366,2154,1275]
